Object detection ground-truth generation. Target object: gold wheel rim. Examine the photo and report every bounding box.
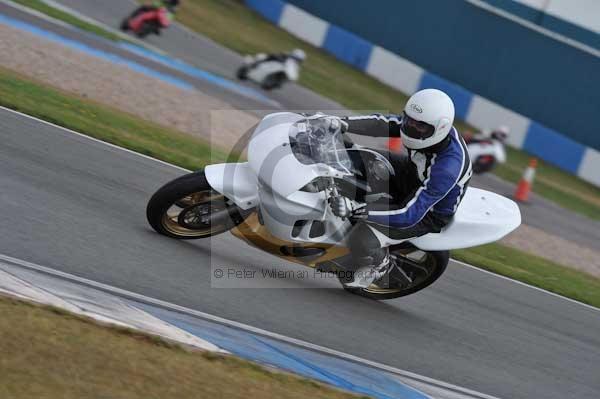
[160,191,228,237]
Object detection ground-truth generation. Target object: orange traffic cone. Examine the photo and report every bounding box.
[387,137,403,153]
[514,158,537,202]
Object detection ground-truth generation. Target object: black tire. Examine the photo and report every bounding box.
[136,22,155,38]
[472,156,496,174]
[236,66,248,80]
[120,18,130,31]
[146,171,247,240]
[261,73,286,90]
[339,249,449,300]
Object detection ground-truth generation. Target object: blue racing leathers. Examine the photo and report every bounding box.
[344,113,472,240]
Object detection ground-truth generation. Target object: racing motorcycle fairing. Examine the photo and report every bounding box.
[245,57,301,84]
[204,112,521,252]
[204,162,258,211]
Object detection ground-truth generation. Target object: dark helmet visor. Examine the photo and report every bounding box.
[400,112,435,140]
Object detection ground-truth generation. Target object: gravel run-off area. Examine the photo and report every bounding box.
[0,24,259,152]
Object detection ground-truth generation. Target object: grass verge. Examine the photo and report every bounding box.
[0,57,598,310]
[177,0,600,219]
[0,296,364,399]
[453,243,600,308]
[495,147,600,220]
[0,66,227,169]
[10,0,124,42]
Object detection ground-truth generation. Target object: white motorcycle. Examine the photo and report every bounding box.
[236,51,304,90]
[147,113,521,300]
[466,137,507,174]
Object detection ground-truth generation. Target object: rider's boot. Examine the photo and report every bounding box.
[346,250,392,288]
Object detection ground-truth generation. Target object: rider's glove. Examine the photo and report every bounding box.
[339,119,349,133]
[329,196,352,218]
[337,118,349,133]
[329,196,368,221]
[324,117,348,134]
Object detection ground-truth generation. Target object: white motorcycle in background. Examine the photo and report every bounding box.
[147,113,521,300]
[236,49,305,90]
[465,129,508,174]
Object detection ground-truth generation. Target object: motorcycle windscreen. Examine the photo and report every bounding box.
[288,116,353,173]
[248,113,353,198]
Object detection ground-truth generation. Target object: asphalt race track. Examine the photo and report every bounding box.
[1,1,600,398]
[2,108,600,399]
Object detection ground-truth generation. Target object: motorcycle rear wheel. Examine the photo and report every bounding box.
[236,66,248,80]
[472,156,497,174]
[339,248,449,300]
[146,171,248,239]
[136,22,156,38]
[261,73,286,90]
[120,18,130,31]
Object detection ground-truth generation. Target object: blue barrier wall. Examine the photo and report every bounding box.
[245,0,285,24]
[284,0,600,151]
[323,25,373,71]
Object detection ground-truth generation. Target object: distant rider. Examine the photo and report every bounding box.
[249,49,306,69]
[331,89,473,288]
[465,125,510,144]
[126,0,180,19]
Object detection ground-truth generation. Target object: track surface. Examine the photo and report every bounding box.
[2,109,600,399]
[42,0,600,250]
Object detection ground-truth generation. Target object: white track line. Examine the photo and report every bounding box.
[452,259,599,313]
[0,252,499,399]
[0,106,190,173]
[0,0,70,28]
[1,104,597,313]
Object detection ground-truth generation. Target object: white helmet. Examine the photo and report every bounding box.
[491,125,510,142]
[291,48,306,62]
[400,89,455,150]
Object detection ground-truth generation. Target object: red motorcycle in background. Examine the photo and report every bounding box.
[120,1,179,38]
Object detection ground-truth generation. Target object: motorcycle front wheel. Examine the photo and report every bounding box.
[339,248,449,300]
[146,171,248,239]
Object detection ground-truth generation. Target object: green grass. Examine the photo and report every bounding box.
[177,0,600,219]
[495,147,600,220]
[10,0,125,42]
[0,296,365,399]
[453,243,600,308]
[0,66,227,169]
